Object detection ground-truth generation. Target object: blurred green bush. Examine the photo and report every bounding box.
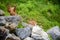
[0,0,60,31]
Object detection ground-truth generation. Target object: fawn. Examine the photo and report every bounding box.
[7,5,17,16]
[28,20,37,26]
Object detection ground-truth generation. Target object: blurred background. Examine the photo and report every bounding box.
[0,0,60,31]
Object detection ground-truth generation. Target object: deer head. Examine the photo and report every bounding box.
[28,20,37,26]
[7,5,17,16]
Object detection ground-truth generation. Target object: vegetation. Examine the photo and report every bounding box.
[0,0,60,31]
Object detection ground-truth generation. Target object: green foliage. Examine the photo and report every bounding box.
[0,0,60,31]
[49,0,60,4]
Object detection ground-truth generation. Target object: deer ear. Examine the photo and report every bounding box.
[7,5,11,12]
[13,6,16,12]
[7,4,11,9]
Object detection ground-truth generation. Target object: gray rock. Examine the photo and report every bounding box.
[24,37,34,40]
[47,26,60,40]
[31,25,50,40]
[5,16,21,26]
[22,22,34,28]
[5,34,21,40]
[0,9,5,16]
[0,27,9,40]
[0,16,6,26]
[5,23,17,31]
[15,27,32,39]
[22,22,28,27]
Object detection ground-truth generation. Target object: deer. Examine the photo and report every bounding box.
[7,5,17,16]
[28,20,37,26]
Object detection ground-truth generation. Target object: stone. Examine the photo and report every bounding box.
[15,27,32,39]
[0,27,9,40]
[0,9,5,16]
[0,16,6,26]
[24,37,34,40]
[47,26,60,40]
[22,22,34,28]
[5,22,16,33]
[5,23,17,31]
[5,16,21,26]
[5,34,21,40]
[31,25,50,40]
[22,22,28,27]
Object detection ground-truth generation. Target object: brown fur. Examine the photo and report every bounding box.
[7,5,17,16]
[28,20,37,26]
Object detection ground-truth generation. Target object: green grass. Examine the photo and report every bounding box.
[0,0,60,31]
[0,0,60,40]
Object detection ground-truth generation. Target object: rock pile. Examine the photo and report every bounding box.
[47,26,60,40]
[0,9,50,40]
